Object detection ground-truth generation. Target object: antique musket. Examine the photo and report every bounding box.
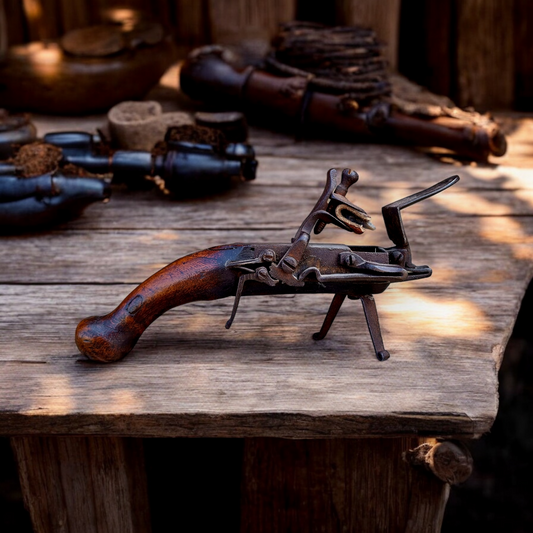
[76,168,459,363]
[180,46,506,161]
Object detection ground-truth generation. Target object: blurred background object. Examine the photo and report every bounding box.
[0,5,176,114]
[336,0,401,70]
[179,27,507,161]
[1,0,531,111]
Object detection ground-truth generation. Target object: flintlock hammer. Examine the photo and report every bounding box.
[76,169,459,363]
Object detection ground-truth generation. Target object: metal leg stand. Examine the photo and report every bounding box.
[360,294,390,361]
[312,294,346,341]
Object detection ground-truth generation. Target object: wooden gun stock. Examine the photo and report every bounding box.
[75,246,241,362]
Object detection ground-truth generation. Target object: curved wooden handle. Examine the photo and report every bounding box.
[75,246,241,362]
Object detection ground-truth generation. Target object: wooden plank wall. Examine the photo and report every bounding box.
[399,0,533,111]
[2,0,532,110]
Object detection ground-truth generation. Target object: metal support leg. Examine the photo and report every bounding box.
[360,294,390,361]
[312,294,346,341]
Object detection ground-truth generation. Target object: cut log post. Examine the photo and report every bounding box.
[11,436,151,533]
[404,440,473,485]
[241,437,452,532]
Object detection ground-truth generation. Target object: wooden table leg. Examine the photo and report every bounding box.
[241,437,453,533]
[11,436,151,533]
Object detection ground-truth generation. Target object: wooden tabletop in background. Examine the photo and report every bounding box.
[1,77,532,440]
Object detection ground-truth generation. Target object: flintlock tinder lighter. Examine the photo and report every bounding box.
[43,130,257,192]
[76,169,459,363]
[0,170,110,231]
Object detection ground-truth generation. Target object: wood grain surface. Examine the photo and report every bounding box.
[0,94,532,439]
[241,437,449,533]
[336,0,401,70]
[455,0,515,109]
[12,436,150,533]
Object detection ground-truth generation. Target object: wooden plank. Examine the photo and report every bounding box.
[172,0,207,56]
[455,0,515,109]
[207,0,297,60]
[398,1,453,97]
[241,437,449,532]
[57,0,91,33]
[30,111,526,178]
[30,111,533,191]
[1,108,532,440]
[0,281,508,437]
[10,177,530,233]
[514,0,533,110]
[11,436,151,533]
[0,0,7,57]
[0,215,531,285]
[336,0,401,71]
[3,0,27,45]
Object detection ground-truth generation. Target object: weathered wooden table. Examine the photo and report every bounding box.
[1,83,532,531]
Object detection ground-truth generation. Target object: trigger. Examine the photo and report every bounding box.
[225,274,249,330]
[225,267,278,329]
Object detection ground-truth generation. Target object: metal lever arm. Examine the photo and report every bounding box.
[382,175,459,249]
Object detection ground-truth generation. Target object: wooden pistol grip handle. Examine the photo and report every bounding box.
[75,247,240,362]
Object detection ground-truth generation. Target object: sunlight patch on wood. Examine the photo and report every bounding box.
[27,375,74,415]
[138,230,180,245]
[461,166,533,189]
[515,188,533,208]
[479,217,533,261]
[425,268,456,283]
[432,191,511,215]
[108,389,143,412]
[382,290,490,338]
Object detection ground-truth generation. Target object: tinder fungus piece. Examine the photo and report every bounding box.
[166,125,227,151]
[11,142,63,177]
[108,100,193,151]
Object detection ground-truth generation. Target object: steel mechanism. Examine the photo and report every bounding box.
[75,169,459,363]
